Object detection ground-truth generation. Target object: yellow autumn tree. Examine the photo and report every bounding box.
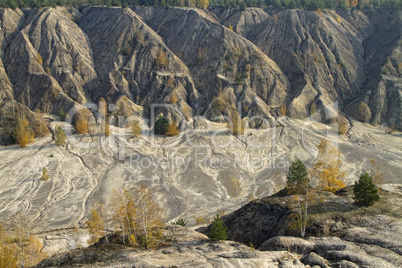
[74,110,89,134]
[10,214,46,267]
[135,185,165,248]
[312,139,346,193]
[316,8,323,17]
[110,185,164,249]
[228,109,245,135]
[110,189,137,246]
[36,53,43,65]
[55,126,66,146]
[131,121,141,138]
[24,235,46,267]
[279,102,287,116]
[337,116,348,135]
[370,158,386,189]
[288,186,321,238]
[0,222,18,268]
[99,98,110,137]
[166,120,180,136]
[170,92,178,104]
[87,203,108,245]
[358,101,370,122]
[273,14,278,23]
[14,117,32,148]
[196,0,209,9]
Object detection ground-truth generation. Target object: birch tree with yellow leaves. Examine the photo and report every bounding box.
[110,185,164,248]
[135,185,165,249]
[312,139,346,193]
[87,203,108,245]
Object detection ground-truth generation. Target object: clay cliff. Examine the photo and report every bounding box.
[0,6,400,143]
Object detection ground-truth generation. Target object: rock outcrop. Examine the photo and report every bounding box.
[220,185,402,267]
[36,225,304,267]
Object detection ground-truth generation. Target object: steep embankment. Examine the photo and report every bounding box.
[215,8,401,129]
[0,6,401,140]
[133,6,289,123]
[80,6,199,121]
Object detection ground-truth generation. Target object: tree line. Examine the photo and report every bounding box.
[0,0,400,10]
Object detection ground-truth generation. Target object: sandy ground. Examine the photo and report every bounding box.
[0,117,401,234]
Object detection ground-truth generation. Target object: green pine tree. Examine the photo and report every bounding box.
[208,214,227,241]
[154,115,169,135]
[59,108,67,121]
[353,173,380,206]
[286,159,310,194]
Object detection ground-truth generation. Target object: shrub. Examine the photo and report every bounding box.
[41,167,49,181]
[166,121,180,136]
[195,215,208,225]
[353,173,380,206]
[55,126,66,146]
[73,64,79,72]
[279,103,287,116]
[358,102,371,122]
[310,102,317,114]
[234,72,243,85]
[208,214,227,241]
[211,92,230,115]
[59,108,67,121]
[156,49,168,69]
[337,117,348,135]
[154,115,169,135]
[316,8,323,17]
[170,92,178,104]
[36,53,43,65]
[121,47,129,56]
[197,48,207,61]
[171,218,187,227]
[131,121,141,137]
[167,78,175,89]
[227,109,245,136]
